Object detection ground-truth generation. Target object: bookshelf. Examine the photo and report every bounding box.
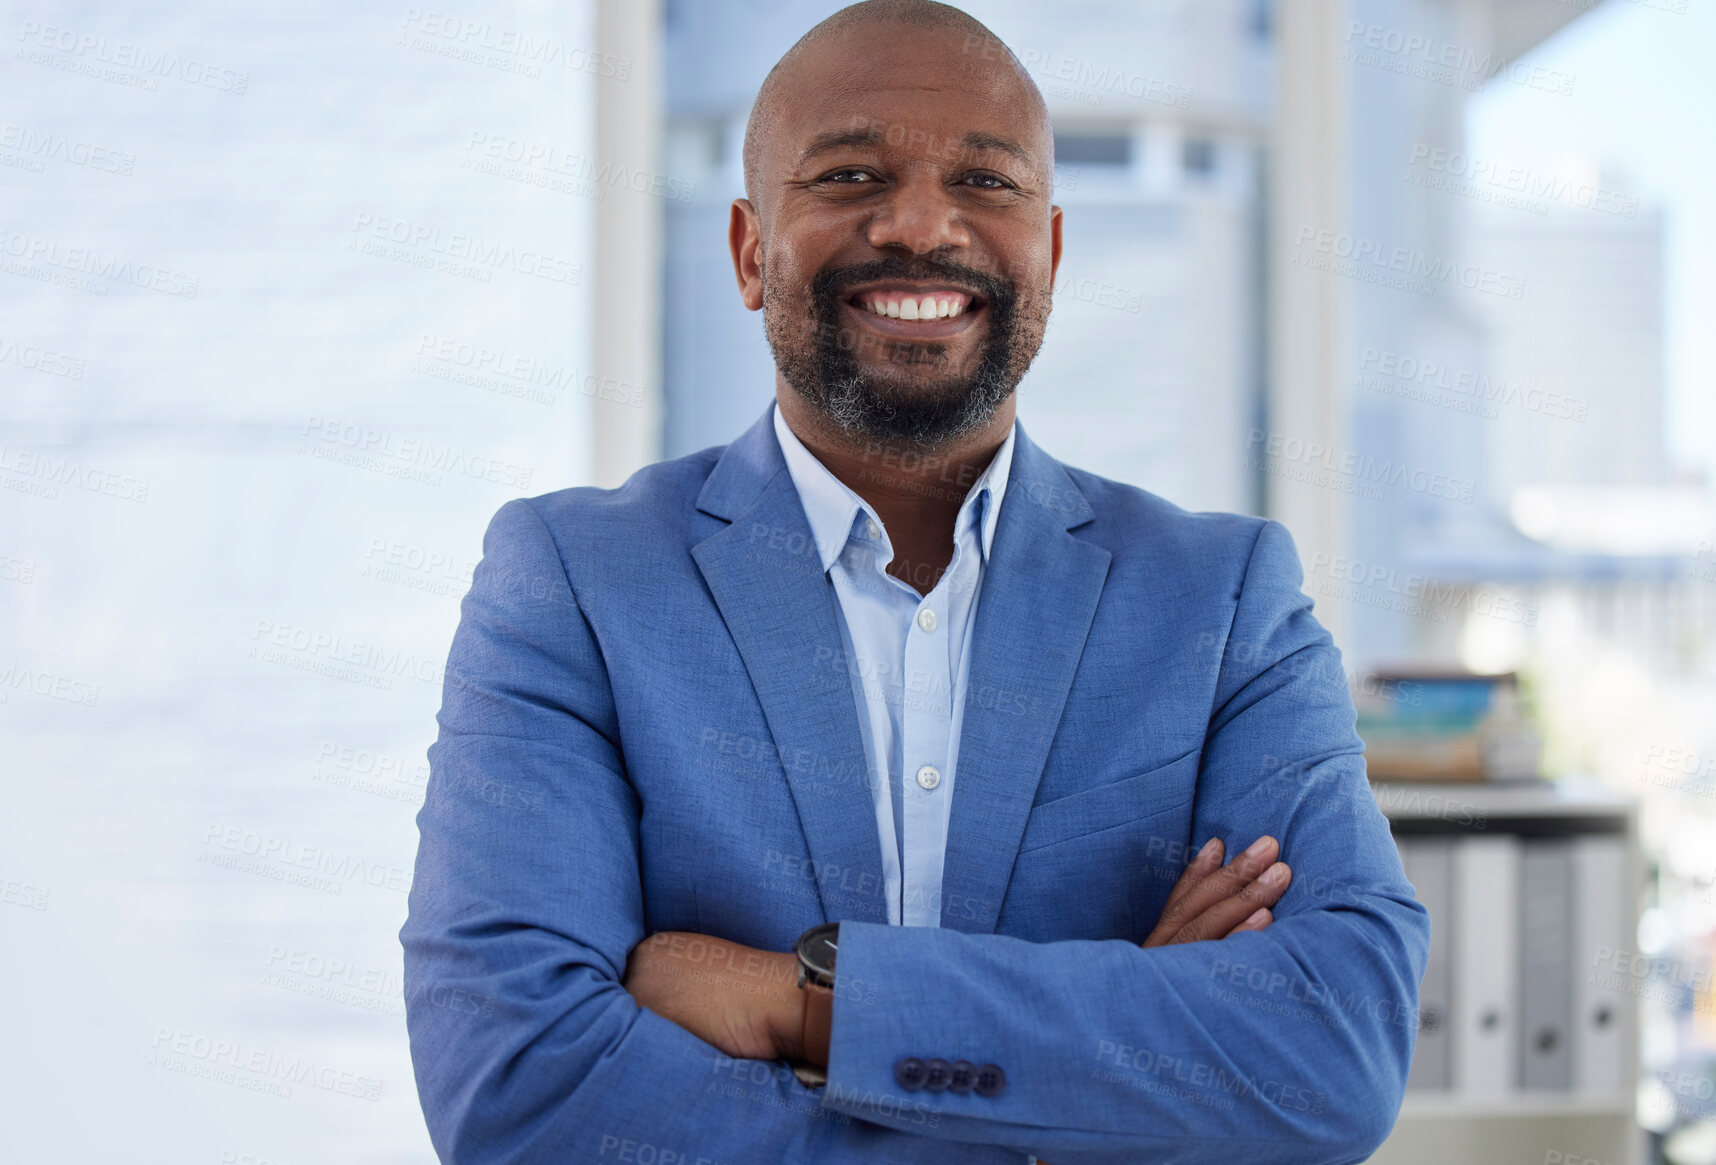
[1366,780,1644,1165]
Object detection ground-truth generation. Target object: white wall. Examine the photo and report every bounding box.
[0,3,599,1159]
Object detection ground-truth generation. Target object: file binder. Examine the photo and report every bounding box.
[1572,834,1628,1094]
[1452,834,1520,1093]
[1402,838,1453,1090]
[1519,839,1574,1089]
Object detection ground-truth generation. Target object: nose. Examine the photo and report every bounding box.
[864,172,972,255]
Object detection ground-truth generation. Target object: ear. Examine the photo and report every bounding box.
[1048,203,1064,290]
[729,198,764,311]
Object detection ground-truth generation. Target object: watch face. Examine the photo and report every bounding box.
[801,924,839,976]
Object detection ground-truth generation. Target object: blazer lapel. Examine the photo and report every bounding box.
[938,425,1111,933]
[690,408,889,925]
[689,407,1111,935]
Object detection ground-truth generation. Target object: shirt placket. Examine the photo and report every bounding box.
[842,514,909,926]
[898,523,980,928]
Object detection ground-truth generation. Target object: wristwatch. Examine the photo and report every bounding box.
[792,922,839,1087]
[794,921,840,990]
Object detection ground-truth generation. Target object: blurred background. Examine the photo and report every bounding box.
[2,0,1713,1161]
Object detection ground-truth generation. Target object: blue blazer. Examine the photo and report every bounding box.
[401,405,1429,1164]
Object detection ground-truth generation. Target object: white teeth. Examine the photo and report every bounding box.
[859,293,971,319]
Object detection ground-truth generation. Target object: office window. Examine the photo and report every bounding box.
[1051,131,1132,167]
[1182,137,1217,178]
[1248,0,1273,44]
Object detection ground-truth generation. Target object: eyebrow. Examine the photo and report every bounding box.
[797,127,1035,167]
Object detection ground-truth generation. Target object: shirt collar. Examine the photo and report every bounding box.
[772,401,1015,573]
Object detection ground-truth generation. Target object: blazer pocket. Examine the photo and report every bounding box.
[1016,748,1200,855]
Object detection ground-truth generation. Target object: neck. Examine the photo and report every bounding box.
[776,386,1013,595]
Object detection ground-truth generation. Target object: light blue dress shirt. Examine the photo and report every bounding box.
[772,402,1015,928]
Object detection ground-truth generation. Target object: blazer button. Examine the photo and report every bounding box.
[894,1056,928,1091]
[923,1058,953,1091]
[948,1060,978,1093]
[974,1063,1006,1097]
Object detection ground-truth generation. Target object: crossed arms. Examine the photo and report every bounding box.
[400,498,1430,1165]
[620,832,1296,1071]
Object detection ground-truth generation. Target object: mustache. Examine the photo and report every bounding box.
[810,255,1013,305]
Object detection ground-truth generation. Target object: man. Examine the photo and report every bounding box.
[400,2,1429,1162]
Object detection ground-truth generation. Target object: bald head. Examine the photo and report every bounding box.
[742,0,1051,216]
[729,0,1063,449]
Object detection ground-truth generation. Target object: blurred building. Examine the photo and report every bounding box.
[1476,197,1667,495]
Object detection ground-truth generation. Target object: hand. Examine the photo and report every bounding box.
[1141,835,1291,947]
[621,931,806,1062]
[1035,840,1294,1165]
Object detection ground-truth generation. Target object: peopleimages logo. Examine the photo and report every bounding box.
[463,132,696,203]
[0,445,150,503]
[959,35,1191,109]
[1342,21,1576,95]
[1293,226,1525,301]
[0,663,100,706]
[0,228,199,297]
[299,416,535,489]
[251,618,446,689]
[149,1027,382,1100]
[1244,429,1477,504]
[0,122,136,174]
[1358,348,1589,423]
[0,334,85,379]
[413,333,646,408]
[14,21,251,94]
[399,9,632,78]
[1407,145,1638,219]
[1308,552,1540,626]
[349,212,582,285]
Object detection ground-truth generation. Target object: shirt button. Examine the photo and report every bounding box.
[916,607,937,632]
[866,518,881,540]
[916,765,941,791]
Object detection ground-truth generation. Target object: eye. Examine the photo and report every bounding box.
[818,168,877,184]
[963,172,1016,191]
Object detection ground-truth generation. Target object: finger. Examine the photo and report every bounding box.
[1169,862,1291,945]
[1145,840,1225,946]
[1167,862,1291,945]
[1229,907,1273,934]
[1151,836,1279,937]
[1163,837,1224,912]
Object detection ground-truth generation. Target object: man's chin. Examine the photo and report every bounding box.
[845,371,977,407]
[816,376,1008,445]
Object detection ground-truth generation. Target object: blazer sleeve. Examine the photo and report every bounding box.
[399,497,1028,1165]
[819,519,1431,1164]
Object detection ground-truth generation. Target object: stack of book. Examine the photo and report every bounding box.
[1356,671,1543,783]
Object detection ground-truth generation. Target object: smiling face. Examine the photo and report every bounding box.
[731,18,1062,448]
